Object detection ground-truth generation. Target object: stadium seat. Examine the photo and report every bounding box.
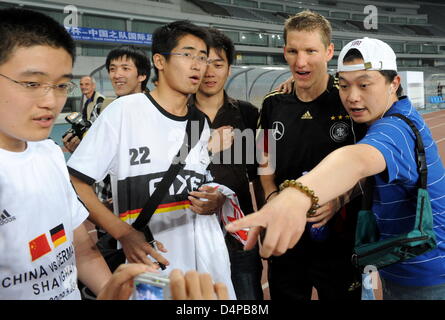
[429,96,445,104]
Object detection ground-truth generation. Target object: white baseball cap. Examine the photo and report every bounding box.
[337,37,397,72]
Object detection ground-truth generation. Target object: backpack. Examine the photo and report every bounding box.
[352,113,437,270]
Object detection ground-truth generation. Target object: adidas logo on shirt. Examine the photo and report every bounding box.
[0,209,16,226]
[301,111,313,120]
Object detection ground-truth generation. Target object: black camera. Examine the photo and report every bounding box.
[62,112,92,141]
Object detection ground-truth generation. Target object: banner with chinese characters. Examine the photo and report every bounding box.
[65,26,152,46]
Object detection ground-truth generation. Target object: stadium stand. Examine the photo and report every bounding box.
[4,0,443,110]
[183,0,443,39]
[418,4,445,34]
[249,9,285,24]
[186,0,230,17]
[220,4,267,22]
[382,24,413,36]
[402,25,433,37]
[276,11,291,20]
[344,20,368,32]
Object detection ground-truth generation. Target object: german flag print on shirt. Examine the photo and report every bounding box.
[115,169,208,225]
[119,200,191,222]
[50,223,67,248]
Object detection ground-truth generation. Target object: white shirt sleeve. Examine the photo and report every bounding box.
[67,100,121,184]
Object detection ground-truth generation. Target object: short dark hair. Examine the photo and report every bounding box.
[0,8,75,66]
[342,49,403,96]
[105,45,151,91]
[151,20,212,78]
[207,28,235,66]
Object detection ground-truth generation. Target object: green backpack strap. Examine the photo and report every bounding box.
[385,113,430,234]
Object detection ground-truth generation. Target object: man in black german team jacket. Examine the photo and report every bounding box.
[259,11,367,300]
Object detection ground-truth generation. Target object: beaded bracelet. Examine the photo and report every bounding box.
[279,179,320,217]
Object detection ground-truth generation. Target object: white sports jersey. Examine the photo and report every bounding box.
[0,140,88,300]
[68,93,236,297]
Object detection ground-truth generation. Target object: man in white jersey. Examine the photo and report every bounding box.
[68,21,238,298]
[63,45,151,153]
[0,8,151,300]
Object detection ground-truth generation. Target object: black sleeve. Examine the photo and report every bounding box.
[67,166,96,185]
[259,95,273,130]
[237,100,259,132]
[237,100,261,181]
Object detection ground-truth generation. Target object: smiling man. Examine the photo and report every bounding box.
[257,10,367,300]
[105,45,150,98]
[63,45,151,233]
[67,20,236,298]
[63,45,150,153]
[79,76,104,122]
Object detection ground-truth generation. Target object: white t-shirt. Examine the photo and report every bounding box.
[68,93,220,273]
[0,140,88,300]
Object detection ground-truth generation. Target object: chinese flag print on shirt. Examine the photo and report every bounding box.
[29,234,51,261]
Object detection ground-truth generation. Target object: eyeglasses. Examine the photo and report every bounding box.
[161,52,209,65]
[0,73,76,97]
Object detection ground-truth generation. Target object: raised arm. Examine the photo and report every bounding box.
[226,143,386,258]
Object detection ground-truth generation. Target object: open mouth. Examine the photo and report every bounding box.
[190,75,200,84]
[349,107,367,117]
[204,81,216,87]
[295,71,311,78]
[33,115,54,128]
